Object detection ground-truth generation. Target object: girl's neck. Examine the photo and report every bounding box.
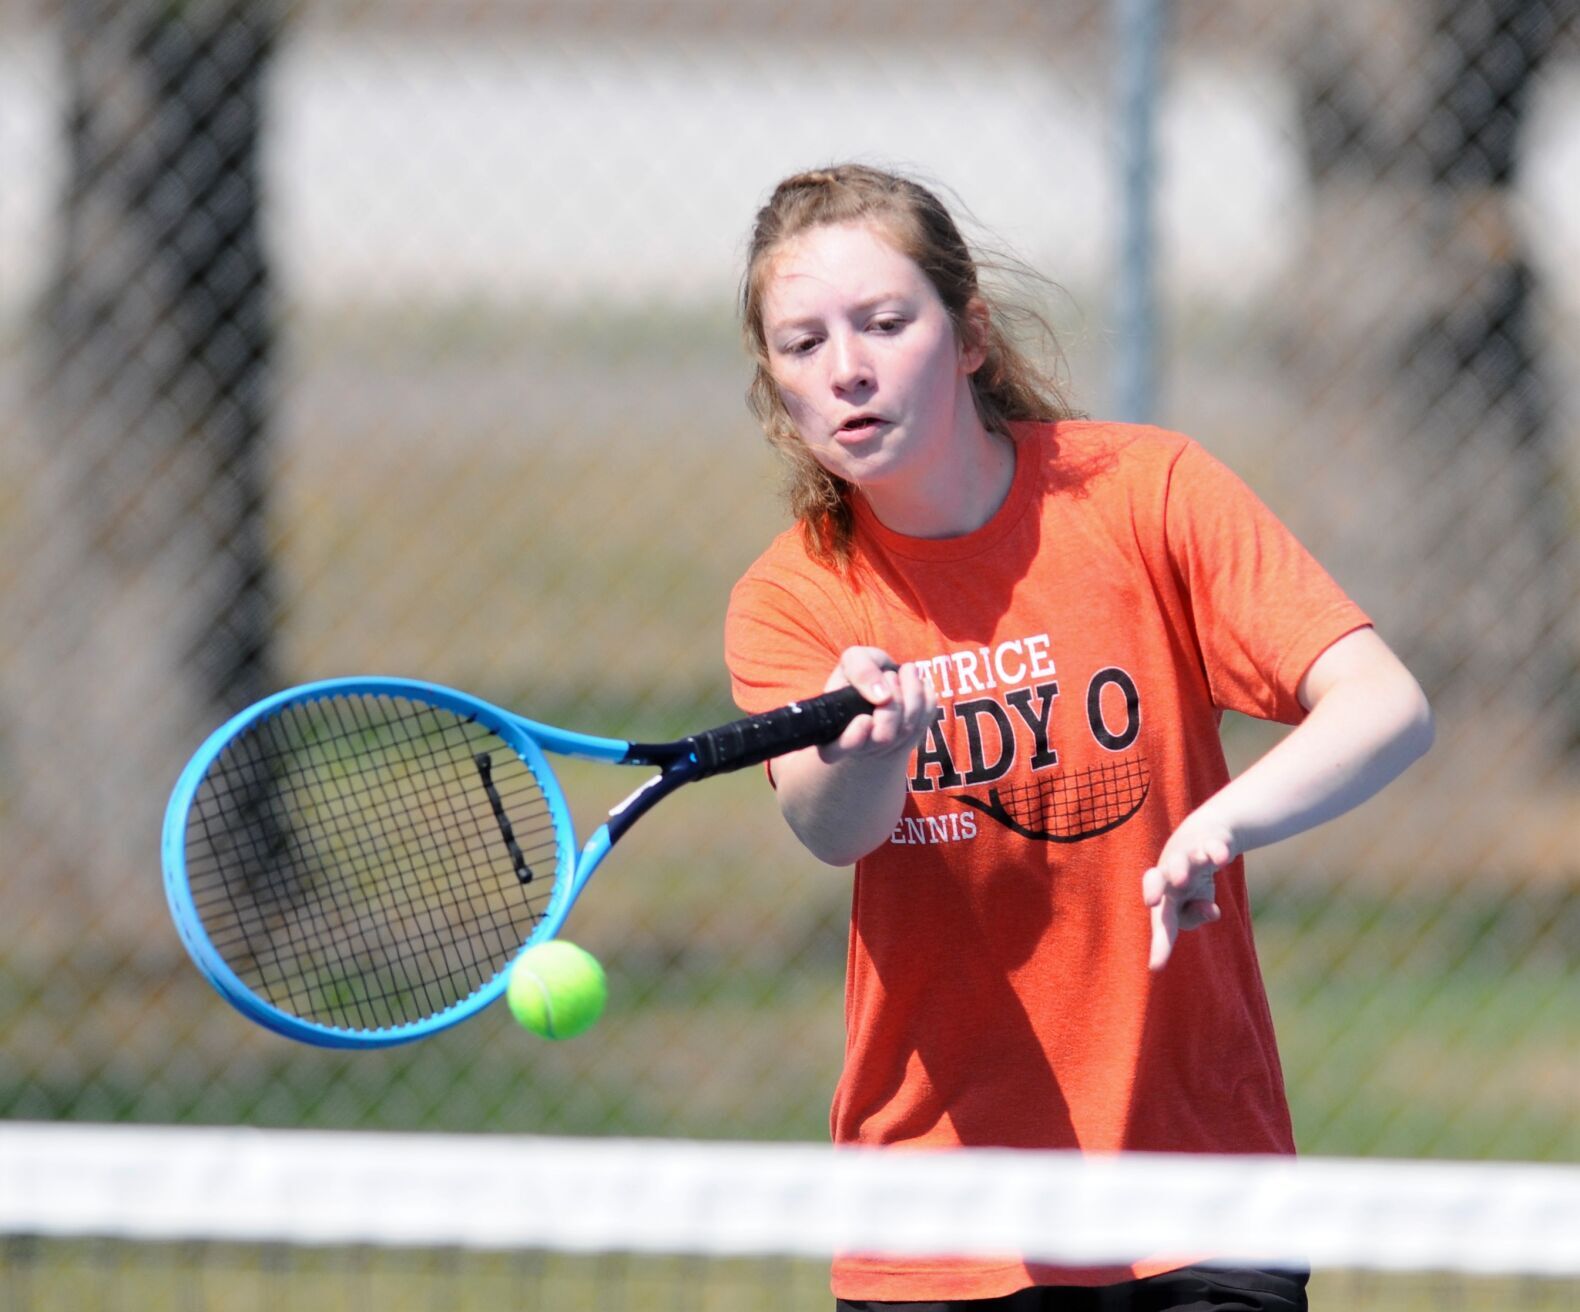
[859,421,1016,540]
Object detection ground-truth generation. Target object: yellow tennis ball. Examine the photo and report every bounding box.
[506,941,607,1039]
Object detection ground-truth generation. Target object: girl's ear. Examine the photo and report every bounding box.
[959,297,991,374]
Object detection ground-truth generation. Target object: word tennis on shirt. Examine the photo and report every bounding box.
[889,810,979,845]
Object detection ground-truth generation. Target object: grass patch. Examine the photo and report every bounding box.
[3,879,1573,1158]
[1256,882,1579,1160]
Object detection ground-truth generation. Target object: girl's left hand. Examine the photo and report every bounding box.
[1142,819,1237,971]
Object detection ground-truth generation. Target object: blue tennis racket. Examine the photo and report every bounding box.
[162,676,872,1048]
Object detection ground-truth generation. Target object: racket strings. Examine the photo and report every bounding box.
[184,694,562,1032]
[230,697,554,1029]
[199,698,451,1002]
[960,755,1151,842]
[190,698,423,1023]
[362,703,543,1018]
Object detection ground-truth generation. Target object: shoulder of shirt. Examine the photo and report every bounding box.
[1014,418,1200,497]
[1030,418,1195,462]
[728,522,845,608]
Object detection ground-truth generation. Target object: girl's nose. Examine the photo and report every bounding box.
[829,331,873,394]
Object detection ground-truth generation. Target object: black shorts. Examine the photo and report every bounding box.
[835,1264,1310,1312]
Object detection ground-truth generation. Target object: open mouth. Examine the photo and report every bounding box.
[840,416,885,433]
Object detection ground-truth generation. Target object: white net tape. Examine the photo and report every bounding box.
[3,1123,1576,1277]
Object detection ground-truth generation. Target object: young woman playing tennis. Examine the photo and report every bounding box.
[724,165,1434,1312]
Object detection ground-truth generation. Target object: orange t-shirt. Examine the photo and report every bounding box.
[724,421,1371,1301]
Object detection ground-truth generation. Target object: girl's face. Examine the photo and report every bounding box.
[758,221,984,498]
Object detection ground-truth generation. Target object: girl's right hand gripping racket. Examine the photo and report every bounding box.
[162,677,874,1048]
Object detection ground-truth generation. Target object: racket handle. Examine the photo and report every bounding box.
[687,685,877,778]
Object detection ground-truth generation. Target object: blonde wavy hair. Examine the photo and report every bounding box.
[740,164,1078,568]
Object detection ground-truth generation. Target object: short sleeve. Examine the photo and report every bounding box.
[724,568,850,715]
[1165,440,1371,723]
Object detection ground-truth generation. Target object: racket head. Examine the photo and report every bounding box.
[162,677,578,1048]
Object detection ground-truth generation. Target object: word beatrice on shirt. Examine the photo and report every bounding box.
[900,633,1142,795]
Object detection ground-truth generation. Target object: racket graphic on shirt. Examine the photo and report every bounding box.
[162,676,874,1048]
[959,755,1151,842]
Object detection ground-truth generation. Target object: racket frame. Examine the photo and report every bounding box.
[163,675,862,1048]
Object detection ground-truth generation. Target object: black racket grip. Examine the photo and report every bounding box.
[687,685,877,778]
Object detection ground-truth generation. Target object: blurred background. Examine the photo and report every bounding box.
[0,0,1575,1168]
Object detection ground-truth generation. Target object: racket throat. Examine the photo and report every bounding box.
[474,753,535,884]
[605,769,685,845]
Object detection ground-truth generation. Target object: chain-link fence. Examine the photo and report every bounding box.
[1,1,1574,1160]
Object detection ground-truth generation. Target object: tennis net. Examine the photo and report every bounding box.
[3,1122,1576,1309]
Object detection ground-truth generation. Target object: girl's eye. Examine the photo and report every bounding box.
[870,317,905,334]
[782,337,820,356]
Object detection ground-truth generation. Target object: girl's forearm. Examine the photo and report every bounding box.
[774,745,912,866]
[767,649,937,867]
[1145,629,1432,971]
[1197,656,1434,856]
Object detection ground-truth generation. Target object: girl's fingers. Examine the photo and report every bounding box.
[897,662,935,730]
[1144,843,1227,968]
[819,652,917,759]
[821,652,936,762]
[1148,900,1178,971]
[1176,899,1222,932]
[1141,865,1165,908]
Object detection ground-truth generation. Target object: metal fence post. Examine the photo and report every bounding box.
[1113,0,1162,423]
